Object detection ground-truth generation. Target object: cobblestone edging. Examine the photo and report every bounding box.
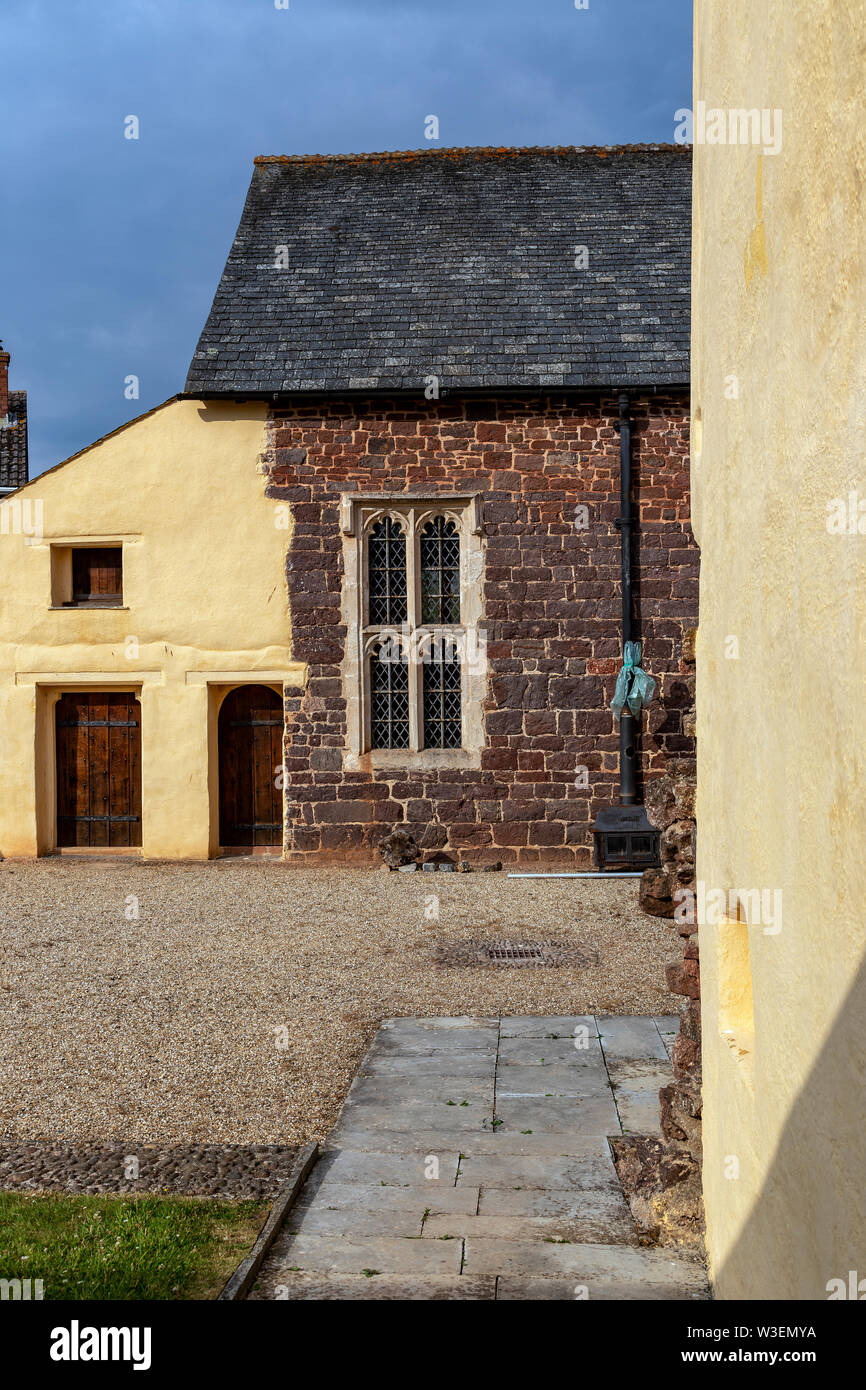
[0,1143,300,1200]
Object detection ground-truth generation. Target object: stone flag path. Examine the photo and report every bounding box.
[250,1015,709,1300]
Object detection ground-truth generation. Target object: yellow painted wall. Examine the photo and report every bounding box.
[0,399,305,859]
[692,1,866,1298]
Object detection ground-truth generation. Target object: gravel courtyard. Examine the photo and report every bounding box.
[0,860,681,1146]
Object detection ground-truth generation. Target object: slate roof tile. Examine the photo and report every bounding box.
[185,144,691,395]
[0,392,28,490]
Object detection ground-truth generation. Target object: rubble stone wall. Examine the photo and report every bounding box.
[265,392,697,863]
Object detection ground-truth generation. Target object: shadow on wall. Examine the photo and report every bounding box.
[716,951,866,1300]
[195,403,267,425]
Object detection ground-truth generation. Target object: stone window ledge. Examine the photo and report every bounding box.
[343,747,482,773]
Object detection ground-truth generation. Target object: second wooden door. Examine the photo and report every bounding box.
[218,685,283,848]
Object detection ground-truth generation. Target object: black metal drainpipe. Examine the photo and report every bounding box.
[615,392,638,806]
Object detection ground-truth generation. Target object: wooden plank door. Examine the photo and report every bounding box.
[218,685,283,848]
[55,692,142,848]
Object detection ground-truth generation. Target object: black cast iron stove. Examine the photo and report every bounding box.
[592,803,659,871]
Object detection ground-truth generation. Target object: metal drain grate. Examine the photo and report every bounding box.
[485,944,545,963]
[434,939,600,970]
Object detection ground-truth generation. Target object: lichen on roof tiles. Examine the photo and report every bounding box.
[185,143,691,396]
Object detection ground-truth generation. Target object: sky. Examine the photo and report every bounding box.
[1,0,692,477]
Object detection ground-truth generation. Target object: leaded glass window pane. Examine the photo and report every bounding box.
[420,517,460,624]
[370,646,410,749]
[423,642,462,748]
[368,518,407,625]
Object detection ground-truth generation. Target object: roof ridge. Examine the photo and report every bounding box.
[253,143,690,167]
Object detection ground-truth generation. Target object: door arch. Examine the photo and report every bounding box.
[218,685,283,849]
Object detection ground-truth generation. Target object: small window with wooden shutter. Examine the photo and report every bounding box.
[69,547,123,607]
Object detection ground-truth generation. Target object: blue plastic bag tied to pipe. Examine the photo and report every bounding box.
[610,640,656,720]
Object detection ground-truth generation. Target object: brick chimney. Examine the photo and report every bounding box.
[0,341,9,421]
[0,341,27,490]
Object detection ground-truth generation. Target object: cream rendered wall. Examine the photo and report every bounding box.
[0,399,305,859]
[692,2,866,1298]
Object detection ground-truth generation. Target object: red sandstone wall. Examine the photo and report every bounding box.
[264,393,697,865]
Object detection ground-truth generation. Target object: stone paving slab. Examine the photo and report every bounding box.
[496,1277,710,1301]
[346,1077,492,1104]
[497,1038,605,1066]
[250,1272,497,1301]
[265,1232,463,1276]
[286,1205,424,1239]
[493,1095,621,1136]
[359,1054,498,1079]
[380,1016,499,1032]
[606,1058,675,1088]
[606,1056,676,1137]
[325,1130,618,1158]
[299,1180,481,1215]
[370,1030,497,1054]
[422,1212,639,1245]
[495,1064,613,1099]
[253,1015,710,1301]
[331,1102,487,1134]
[464,1237,707,1285]
[615,1091,666,1136]
[597,1015,670,1062]
[313,1149,462,1187]
[499,1016,598,1038]
[477,1185,634,1222]
[655,1014,682,1061]
[456,1153,621,1190]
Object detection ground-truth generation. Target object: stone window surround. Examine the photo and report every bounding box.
[340,493,485,770]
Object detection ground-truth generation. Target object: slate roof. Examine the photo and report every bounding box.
[185,144,691,397]
[0,392,28,490]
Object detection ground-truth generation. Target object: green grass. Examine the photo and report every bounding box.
[0,1191,269,1301]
